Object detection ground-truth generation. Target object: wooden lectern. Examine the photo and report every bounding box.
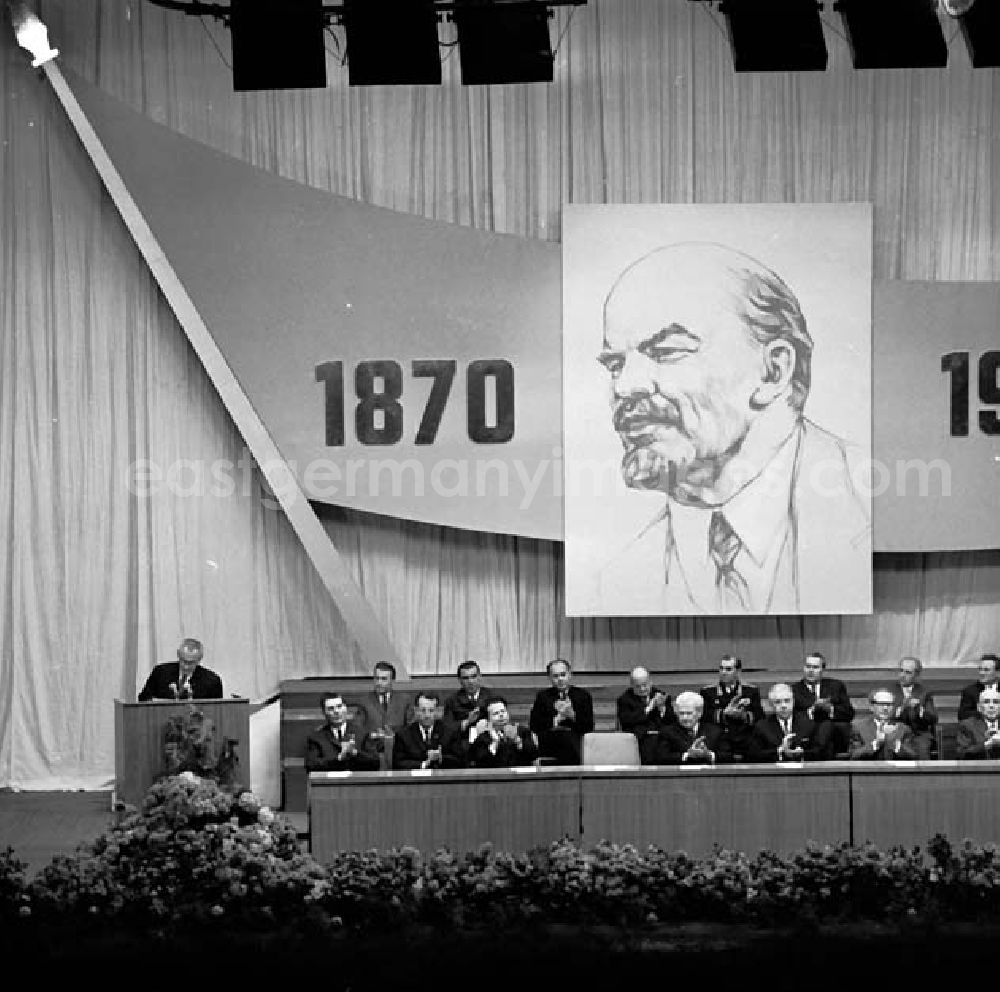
[114,698,250,806]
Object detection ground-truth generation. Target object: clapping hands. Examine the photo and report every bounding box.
[780,733,804,759]
[554,698,575,722]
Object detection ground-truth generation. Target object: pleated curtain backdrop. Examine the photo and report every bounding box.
[0,0,998,787]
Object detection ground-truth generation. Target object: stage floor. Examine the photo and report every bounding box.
[0,790,309,876]
[0,789,115,875]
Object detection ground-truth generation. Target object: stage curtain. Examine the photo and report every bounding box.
[1,0,998,787]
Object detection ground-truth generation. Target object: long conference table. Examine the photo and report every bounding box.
[308,762,1000,863]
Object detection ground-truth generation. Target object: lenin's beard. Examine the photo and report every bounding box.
[613,391,749,502]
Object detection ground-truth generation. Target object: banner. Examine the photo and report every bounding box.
[67,72,999,555]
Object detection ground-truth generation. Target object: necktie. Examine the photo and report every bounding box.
[781,718,789,736]
[380,693,388,710]
[708,511,750,610]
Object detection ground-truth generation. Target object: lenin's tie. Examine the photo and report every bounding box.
[708,511,750,611]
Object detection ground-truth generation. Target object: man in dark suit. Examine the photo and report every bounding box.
[392,692,462,770]
[748,682,826,762]
[529,659,595,765]
[138,637,224,701]
[305,692,380,772]
[957,686,1000,760]
[653,691,731,765]
[957,653,1000,722]
[849,688,916,760]
[616,666,675,764]
[700,654,763,761]
[889,656,938,760]
[442,659,493,745]
[468,696,538,768]
[356,660,414,768]
[791,652,855,757]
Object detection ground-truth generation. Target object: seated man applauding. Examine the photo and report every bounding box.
[305,692,380,772]
[653,691,730,765]
[392,692,462,770]
[748,683,825,763]
[468,696,539,768]
[849,688,916,760]
[616,666,675,765]
[957,686,1000,760]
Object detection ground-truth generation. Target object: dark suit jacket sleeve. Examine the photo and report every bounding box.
[441,694,464,732]
[391,727,424,770]
[529,693,551,735]
[708,725,732,764]
[519,727,539,763]
[958,686,981,722]
[919,693,938,728]
[747,721,779,763]
[572,690,595,735]
[956,721,990,760]
[137,665,162,702]
[199,668,224,699]
[617,692,647,734]
[305,731,332,772]
[828,680,855,723]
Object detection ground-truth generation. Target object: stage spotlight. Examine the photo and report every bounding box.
[343,0,442,85]
[720,0,827,72]
[230,0,327,91]
[8,2,58,66]
[951,1,1000,67]
[834,0,948,69]
[453,0,554,85]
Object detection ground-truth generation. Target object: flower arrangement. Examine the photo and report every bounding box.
[26,773,329,935]
[9,773,1000,956]
[162,704,239,788]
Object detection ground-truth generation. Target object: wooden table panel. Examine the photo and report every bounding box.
[850,762,1000,848]
[580,765,851,855]
[309,768,580,859]
[114,699,250,806]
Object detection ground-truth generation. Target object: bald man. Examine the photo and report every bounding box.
[595,242,870,616]
[616,666,676,764]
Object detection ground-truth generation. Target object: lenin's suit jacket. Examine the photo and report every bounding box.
[848,716,916,760]
[391,720,463,770]
[747,713,825,763]
[592,421,871,616]
[304,720,380,772]
[651,722,732,765]
[791,677,855,725]
[355,689,415,736]
[956,716,1000,760]
[467,726,539,768]
[138,662,223,701]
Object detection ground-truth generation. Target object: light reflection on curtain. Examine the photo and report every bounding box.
[1,0,998,787]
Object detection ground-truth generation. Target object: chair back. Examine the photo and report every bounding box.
[581,731,641,767]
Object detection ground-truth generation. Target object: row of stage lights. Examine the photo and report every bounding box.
[7,2,999,89]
